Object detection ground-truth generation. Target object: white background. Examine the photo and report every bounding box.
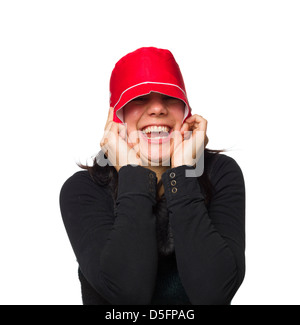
[1,0,299,305]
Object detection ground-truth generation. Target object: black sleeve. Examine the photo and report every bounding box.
[161,154,246,305]
[59,166,158,305]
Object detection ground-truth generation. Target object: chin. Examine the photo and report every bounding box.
[139,146,172,167]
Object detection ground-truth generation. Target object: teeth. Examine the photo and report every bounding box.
[142,125,170,134]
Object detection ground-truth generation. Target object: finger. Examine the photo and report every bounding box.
[185,114,204,120]
[104,107,115,129]
[105,116,123,136]
[108,107,114,121]
[119,123,127,140]
[180,122,190,133]
[180,122,191,140]
[185,115,207,132]
[184,115,207,157]
[127,130,141,147]
[171,129,183,149]
[128,136,140,148]
[100,137,109,151]
[185,114,205,124]
[101,121,119,149]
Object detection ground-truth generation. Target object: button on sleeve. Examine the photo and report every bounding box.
[161,165,204,206]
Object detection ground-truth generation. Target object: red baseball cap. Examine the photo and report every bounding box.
[109,47,192,123]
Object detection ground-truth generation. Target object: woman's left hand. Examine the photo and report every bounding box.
[171,114,208,168]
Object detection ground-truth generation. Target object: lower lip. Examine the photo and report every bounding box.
[140,131,173,144]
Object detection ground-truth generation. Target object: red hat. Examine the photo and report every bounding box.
[110,47,192,123]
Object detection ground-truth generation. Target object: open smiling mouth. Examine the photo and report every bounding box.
[140,125,173,144]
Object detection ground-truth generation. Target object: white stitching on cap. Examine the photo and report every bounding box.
[114,81,187,109]
[114,81,189,122]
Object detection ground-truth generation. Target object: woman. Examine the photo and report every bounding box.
[59,47,246,305]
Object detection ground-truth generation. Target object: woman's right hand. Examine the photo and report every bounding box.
[100,107,141,172]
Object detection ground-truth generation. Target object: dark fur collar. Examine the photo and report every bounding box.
[154,194,174,256]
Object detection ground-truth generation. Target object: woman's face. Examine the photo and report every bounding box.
[123,92,185,165]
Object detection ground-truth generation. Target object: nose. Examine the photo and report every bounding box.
[146,95,167,117]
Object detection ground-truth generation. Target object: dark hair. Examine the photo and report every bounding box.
[77,148,225,207]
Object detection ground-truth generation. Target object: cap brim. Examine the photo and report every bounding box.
[113,82,191,123]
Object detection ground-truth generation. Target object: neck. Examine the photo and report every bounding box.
[144,165,170,199]
[144,165,168,182]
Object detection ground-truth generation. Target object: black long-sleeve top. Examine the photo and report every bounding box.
[59,152,246,305]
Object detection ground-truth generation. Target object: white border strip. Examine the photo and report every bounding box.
[113,81,187,109]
